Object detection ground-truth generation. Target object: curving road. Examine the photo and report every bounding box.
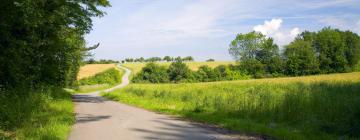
[68,65,261,140]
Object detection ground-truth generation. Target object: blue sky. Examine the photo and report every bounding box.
[85,0,360,61]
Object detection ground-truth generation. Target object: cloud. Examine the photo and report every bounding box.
[253,18,300,46]
[253,18,282,35]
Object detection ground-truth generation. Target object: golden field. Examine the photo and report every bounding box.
[122,61,235,74]
[77,64,116,80]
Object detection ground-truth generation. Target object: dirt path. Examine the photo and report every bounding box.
[68,65,261,140]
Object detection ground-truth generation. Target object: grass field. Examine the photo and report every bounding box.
[103,72,360,140]
[0,88,74,139]
[122,61,235,74]
[77,64,117,80]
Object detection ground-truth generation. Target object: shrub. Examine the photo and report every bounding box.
[168,60,193,82]
[132,63,169,83]
[239,58,265,78]
[196,65,219,82]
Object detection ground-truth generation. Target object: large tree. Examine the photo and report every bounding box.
[0,0,110,88]
[229,31,283,76]
[284,40,320,75]
[297,27,360,73]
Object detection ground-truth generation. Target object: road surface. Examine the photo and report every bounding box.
[68,65,262,140]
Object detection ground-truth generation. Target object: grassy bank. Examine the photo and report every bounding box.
[76,67,124,93]
[0,87,74,139]
[103,72,360,140]
[123,61,235,75]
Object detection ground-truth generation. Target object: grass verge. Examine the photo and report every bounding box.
[0,87,74,140]
[102,72,360,140]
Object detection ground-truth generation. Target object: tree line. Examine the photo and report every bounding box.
[84,59,120,64]
[132,61,249,83]
[123,56,194,63]
[229,27,360,78]
[133,27,360,83]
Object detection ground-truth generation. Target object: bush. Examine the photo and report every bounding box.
[196,65,219,82]
[168,60,193,82]
[239,58,265,78]
[132,63,169,83]
[78,68,122,85]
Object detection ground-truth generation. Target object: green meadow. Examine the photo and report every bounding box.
[103,72,360,140]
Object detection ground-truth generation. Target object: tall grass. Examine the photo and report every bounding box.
[103,72,360,140]
[0,87,74,139]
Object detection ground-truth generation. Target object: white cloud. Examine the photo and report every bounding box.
[253,18,282,35]
[253,18,300,46]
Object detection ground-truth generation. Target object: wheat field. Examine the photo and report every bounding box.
[77,64,116,80]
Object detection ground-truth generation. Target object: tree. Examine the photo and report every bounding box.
[182,56,194,61]
[0,0,110,88]
[284,40,319,75]
[163,56,172,62]
[229,31,266,60]
[132,63,169,83]
[206,59,215,62]
[296,27,360,73]
[196,65,218,82]
[168,60,192,82]
[229,31,282,76]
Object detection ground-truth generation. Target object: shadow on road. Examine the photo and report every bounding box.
[76,114,111,124]
[72,94,105,103]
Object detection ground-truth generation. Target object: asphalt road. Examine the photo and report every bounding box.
[68,65,262,140]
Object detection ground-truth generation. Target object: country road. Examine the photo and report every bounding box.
[68,65,261,140]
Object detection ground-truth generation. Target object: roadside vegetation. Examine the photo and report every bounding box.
[0,88,74,139]
[131,28,360,84]
[123,61,235,75]
[105,27,360,139]
[103,72,360,140]
[0,0,110,139]
[76,67,124,93]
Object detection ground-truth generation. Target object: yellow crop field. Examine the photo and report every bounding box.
[122,61,235,74]
[77,64,116,80]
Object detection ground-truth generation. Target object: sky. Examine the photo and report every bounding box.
[85,0,360,61]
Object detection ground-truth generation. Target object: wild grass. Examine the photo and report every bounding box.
[122,61,235,74]
[102,72,360,140]
[0,87,74,139]
[77,64,116,80]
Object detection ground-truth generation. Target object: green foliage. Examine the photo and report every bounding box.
[0,0,110,89]
[85,59,119,64]
[196,65,218,82]
[229,31,265,60]
[229,28,360,78]
[239,58,265,77]
[132,63,169,83]
[78,68,122,86]
[132,62,249,83]
[284,40,320,75]
[168,60,193,82]
[103,79,360,139]
[229,32,284,77]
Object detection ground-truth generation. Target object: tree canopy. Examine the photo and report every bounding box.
[0,0,110,89]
